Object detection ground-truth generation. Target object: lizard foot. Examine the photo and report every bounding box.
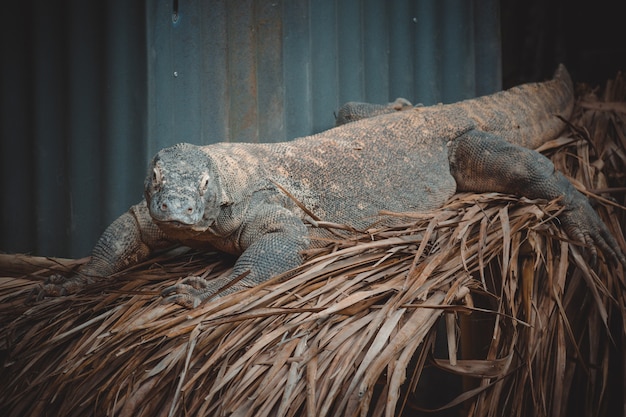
[161,276,216,309]
[560,197,626,267]
[29,274,87,302]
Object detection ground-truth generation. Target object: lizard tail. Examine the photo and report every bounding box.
[553,63,573,89]
[454,64,574,149]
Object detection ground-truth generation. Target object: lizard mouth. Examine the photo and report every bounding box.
[154,219,212,233]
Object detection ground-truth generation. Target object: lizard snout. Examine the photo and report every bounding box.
[151,195,203,226]
[160,201,194,215]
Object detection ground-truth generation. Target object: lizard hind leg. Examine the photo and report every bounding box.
[448,129,626,266]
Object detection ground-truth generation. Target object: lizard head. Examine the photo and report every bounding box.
[144,143,226,232]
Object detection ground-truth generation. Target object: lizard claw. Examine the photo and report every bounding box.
[161,275,248,308]
[560,197,626,267]
[161,277,213,308]
[29,274,86,302]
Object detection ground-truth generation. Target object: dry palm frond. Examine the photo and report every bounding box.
[1,73,625,417]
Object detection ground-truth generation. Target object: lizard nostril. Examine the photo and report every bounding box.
[187,207,194,214]
[161,203,168,211]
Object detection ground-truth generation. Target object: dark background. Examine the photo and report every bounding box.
[501,0,626,88]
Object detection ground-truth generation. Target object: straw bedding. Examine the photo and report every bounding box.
[1,74,625,417]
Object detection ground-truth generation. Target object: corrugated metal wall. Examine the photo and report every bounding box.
[0,0,148,258]
[1,0,501,259]
[147,0,501,153]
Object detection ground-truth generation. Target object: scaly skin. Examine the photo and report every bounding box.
[36,64,625,308]
[334,97,413,126]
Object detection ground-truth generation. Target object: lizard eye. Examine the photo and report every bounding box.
[199,173,210,196]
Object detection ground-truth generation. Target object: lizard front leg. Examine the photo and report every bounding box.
[35,201,174,299]
[162,205,310,308]
[448,130,625,265]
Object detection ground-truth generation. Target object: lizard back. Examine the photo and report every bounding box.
[201,66,573,230]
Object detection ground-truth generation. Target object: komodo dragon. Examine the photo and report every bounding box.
[36,64,625,308]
